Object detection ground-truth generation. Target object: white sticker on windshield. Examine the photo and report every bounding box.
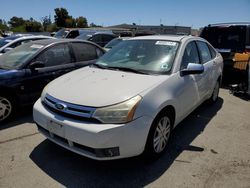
[30,44,44,49]
[155,41,177,46]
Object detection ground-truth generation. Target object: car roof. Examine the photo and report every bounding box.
[14,35,54,40]
[128,35,195,42]
[2,35,21,41]
[207,22,250,27]
[29,38,100,46]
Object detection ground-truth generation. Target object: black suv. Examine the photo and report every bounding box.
[200,23,250,88]
[0,39,105,122]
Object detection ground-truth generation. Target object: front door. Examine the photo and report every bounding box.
[22,43,75,104]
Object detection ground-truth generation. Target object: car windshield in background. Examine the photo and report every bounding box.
[96,40,179,74]
[0,43,42,69]
[104,38,123,49]
[76,33,93,40]
[201,26,246,51]
[54,29,69,38]
[0,36,20,48]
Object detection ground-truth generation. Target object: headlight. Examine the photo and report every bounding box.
[92,95,142,124]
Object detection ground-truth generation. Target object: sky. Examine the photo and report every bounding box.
[0,0,250,29]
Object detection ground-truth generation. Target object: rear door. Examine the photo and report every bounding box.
[196,41,213,98]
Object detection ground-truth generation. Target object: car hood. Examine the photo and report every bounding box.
[46,66,167,107]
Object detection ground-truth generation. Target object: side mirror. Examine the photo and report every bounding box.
[29,61,45,71]
[3,47,13,53]
[181,63,204,76]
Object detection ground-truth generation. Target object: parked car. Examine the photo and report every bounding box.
[33,35,223,160]
[0,39,105,122]
[0,35,54,55]
[54,28,114,39]
[104,37,131,51]
[200,22,250,94]
[76,32,117,47]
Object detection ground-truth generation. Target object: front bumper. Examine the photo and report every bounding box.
[33,99,153,160]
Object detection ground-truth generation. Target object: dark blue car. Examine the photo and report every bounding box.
[0,39,105,122]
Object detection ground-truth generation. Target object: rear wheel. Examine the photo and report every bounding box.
[144,111,172,159]
[0,95,15,123]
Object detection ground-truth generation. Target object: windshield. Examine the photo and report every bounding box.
[104,38,123,49]
[0,43,42,69]
[200,26,246,51]
[76,33,93,40]
[54,29,69,38]
[0,36,19,48]
[96,40,179,74]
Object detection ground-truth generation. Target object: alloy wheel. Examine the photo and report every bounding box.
[0,97,12,121]
[153,116,171,153]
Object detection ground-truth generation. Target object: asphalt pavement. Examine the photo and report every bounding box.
[0,89,250,188]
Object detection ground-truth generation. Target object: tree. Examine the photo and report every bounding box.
[76,16,88,28]
[0,19,8,31]
[65,17,76,28]
[41,16,52,31]
[89,22,102,28]
[54,8,70,27]
[25,19,42,32]
[8,16,25,28]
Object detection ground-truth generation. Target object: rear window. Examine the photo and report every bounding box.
[200,26,246,52]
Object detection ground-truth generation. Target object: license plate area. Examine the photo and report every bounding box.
[47,120,64,136]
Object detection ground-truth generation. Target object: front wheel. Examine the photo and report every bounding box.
[209,80,220,103]
[0,96,14,123]
[144,111,172,159]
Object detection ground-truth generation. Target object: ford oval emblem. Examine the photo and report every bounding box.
[55,103,66,111]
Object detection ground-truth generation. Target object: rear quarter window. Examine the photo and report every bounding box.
[196,41,212,63]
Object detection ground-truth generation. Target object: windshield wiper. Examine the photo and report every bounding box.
[107,66,149,75]
[90,63,109,69]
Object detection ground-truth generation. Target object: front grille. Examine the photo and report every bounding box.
[42,94,100,123]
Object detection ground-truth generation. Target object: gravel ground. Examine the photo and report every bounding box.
[0,89,250,188]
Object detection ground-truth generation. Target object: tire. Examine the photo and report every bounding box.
[144,111,173,160]
[0,94,15,123]
[209,80,220,103]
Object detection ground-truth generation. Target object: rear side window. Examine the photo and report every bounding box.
[72,42,98,61]
[196,41,211,63]
[208,44,216,59]
[181,41,200,70]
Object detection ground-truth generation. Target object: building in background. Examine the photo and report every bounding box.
[107,24,191,36]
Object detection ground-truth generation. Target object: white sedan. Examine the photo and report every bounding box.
[33,35,223,160]
[0,35,54,55]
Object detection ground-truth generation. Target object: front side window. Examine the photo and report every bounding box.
[96,40,179,74]
[181,41,199,70]
[196,41,211,63]
[35,44,71,67]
